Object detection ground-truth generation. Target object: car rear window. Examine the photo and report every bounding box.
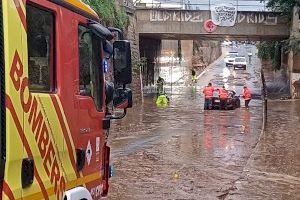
[235,57,246,62]
[226,55,236,58]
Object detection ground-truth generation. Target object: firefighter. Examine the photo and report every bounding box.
[203,82,214,110]
[156,76,169,107]
[242,85,252,108]
[156,93,168,107]
[219,85,228,110]
[191,69,197,83]
[157,76,165,96]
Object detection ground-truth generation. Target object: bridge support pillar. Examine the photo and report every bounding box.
[289,7,300,99]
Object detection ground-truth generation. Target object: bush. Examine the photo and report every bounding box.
[257,41,281,70]
[83,0,129,30]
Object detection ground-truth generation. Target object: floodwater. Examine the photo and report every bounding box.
[107,46,299,199]
[226,100,300,200]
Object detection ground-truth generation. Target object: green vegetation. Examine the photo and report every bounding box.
[131,52,143,73]
[257,41,276,60]
[83,0,129,30]
[284,36,300,53]
[177,40,182,62]
[257,0,300,69]
[257,41,281,70]
[266,0,299,19]
[264,0,300,53]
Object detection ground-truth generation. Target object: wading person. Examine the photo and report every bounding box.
[203,83,214,110]
[191,69,197,83]
[242,85,252,108]
[157,76,165,96]
[219,85,228,110]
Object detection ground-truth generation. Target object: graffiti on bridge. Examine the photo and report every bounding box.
[237,13,277,25]
[211,4,237,26]
[150,10,205,22]
[150,10,278,25]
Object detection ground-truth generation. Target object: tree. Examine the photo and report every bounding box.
[257,41,282,70]
[257,0,300,68]
[266,0,300,18]
[83,0,129,30]
[266,0,300,53]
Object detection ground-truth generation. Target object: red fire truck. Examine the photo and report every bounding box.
[0,0,132,199]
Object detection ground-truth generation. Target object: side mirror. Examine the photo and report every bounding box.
[113,41,132,85]
[113,88,133,109]
[105,88,133,120]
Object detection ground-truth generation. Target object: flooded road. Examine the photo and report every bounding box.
[226,100,300,200]
[107,46,296,199]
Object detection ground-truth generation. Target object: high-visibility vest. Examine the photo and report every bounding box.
[203,86,214,98]
[219,89,228,99]
[243,88,252,100]
[156,94,168,106]
[192,75,197,81]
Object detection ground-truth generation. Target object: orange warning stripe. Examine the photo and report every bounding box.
[6,94,49,200]
[17,171,101,200]
[3,181,15,200]
[50,95,79,178]
[6,94,101,200]
[12,0,27,30]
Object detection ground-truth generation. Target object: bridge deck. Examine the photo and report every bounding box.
[136,9,289,40]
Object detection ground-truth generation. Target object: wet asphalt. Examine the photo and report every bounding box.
[107,45,299,200]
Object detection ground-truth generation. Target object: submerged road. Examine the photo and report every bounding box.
[108,46,265,199]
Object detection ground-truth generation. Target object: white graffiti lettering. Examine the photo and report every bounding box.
[149,10,278,25]
[150,10,204,22]
[237,13,277,25]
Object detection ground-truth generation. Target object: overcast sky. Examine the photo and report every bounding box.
[138,0,268,11]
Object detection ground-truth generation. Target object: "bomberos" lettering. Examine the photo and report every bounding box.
[10,51,66,199]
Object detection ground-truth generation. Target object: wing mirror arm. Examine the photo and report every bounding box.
[108,27,124,40]
[107,109,127,120]
[105,82,131,120]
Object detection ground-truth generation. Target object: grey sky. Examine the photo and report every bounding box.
[139,0,269,11]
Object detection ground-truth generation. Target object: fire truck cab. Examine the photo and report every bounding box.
[0,0,132,199]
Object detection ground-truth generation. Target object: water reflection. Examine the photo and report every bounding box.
[242,108,251,134]
[203,111,213,151]
[218,112,227,148]
[222,67,231,78]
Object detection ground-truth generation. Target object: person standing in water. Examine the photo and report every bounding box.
[242,85,252,108]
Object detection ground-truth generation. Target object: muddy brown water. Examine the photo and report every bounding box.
[107,47,299,200]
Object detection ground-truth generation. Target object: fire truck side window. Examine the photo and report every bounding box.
[78,25,103,111]
[27,4,55,92]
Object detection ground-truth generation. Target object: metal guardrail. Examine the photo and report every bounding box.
[136,0,269,11]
